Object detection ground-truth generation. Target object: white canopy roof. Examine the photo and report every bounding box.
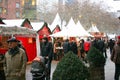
[50,13,62,31]
[66,17,76,29]
[50,20,92,37]
[88,24,100,32]
[76,21,91,36]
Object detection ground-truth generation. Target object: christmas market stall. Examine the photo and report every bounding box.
[52,25,61,34]
[0,18,33,29]
[87,24,105,38]
[37,22,52,40]
[0,25,40,62]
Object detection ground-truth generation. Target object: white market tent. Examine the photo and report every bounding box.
[50,18,91,37]
[87,24,107,38]
[50,13,61,31]
[50,13,66,32]
[50,17,76,37]
[66,17,76,29]
[107,33,116,39]
[87,24,100,32]
[76,21,91,37]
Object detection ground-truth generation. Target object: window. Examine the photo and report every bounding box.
[32,0,36,6]
[22,0,25,6]
[3,8,6,13]
[16,3,20,8]
[16,12,20,18]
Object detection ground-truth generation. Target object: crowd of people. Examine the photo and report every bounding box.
[42,36,118,80]
[0,36,120,80]
[53,37,115,61]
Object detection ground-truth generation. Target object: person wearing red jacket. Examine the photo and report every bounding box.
[84,38,91,54]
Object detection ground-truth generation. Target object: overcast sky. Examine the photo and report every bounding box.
[94,0,120,12]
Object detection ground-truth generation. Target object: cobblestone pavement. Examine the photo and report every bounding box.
[26,49,115,80]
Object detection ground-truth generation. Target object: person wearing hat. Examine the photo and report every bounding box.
[4,37,27,80]
[111,36,120,80]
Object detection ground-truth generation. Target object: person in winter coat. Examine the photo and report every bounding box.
[69,40,78,55]
[108,39,115,54]
[4,37,27,80]
[40,37,53,80]
[91,38,99,50]
[111,36,120,80]
[97,38,105,54]
[63,39,70,54]
[79,39,85,59]
[84,38,91,54]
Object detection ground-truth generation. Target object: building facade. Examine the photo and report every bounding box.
[22,0,37,21]
[0,0,22,19]
[0,0,37,20]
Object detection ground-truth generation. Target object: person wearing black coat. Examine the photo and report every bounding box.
[97,39,105,54]
[63,39,70,54]
[40,37,53,80]
[108,39,115,54]
[69,40,78,55]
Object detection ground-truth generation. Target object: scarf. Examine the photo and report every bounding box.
[8,46,19,57]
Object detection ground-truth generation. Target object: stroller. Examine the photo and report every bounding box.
[30,56,49,80]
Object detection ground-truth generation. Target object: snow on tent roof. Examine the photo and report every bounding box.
[0,24,37,37]
[31,22,44,31]
[3,19,25,26]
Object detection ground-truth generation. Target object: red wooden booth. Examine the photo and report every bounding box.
[52,25,61,34]
[0,25,37,62]
[37,22,52,40]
